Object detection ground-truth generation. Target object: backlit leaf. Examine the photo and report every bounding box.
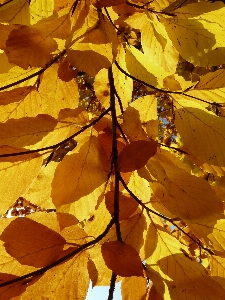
[174,98,225,167]
[118,140,158,172]
[146,224,225,300]
[121,276,147,300]
[0,146,42,214]
[0,217,65,268]
[101,241,143,277]
[51,135,110,220]
[126,46,172,88]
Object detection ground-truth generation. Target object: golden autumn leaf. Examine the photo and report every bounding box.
[121,276,147,300]
[0,114,57,148]
[66,9,118,76]
[118,140,158,172]
[173,98,225,167]
[21,251,90,300]
[0,146,42,214]
[2,1,225,299]
[101,241,143,277]
[126,46,172,88]
[146,224,225,300]
[51,135,110,220]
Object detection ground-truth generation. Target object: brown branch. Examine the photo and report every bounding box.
[108,67,122,242]
[0,0,13,7]
[0,217,115,288]
[158,143,187,154]
[71,0,80,16]
[0,107,111,158]
[119,174,214,255]
[104,7,121,34]
[116,121,128,143]
[107,272,117,300]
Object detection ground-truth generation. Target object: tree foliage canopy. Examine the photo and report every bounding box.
[1,0,225,299]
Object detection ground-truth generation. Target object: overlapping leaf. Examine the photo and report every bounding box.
[146,224,225,300]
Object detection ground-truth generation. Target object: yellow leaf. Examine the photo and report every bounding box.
[0,146,42,214]
[146,224,225,300]
[21,251,90,300]
[88,244,113,285]
[51,135,110,220]
[124,13,179,72]
[122,106,148,142]
[162,2,225,66]
[147,153,223,222]
[101,241,143,277]
[189,219,225,253]
[127,171,152,204]
[195,69,225,90]
[0,0,30,25]
[121,276,147,300]
[112,44,133,113]
[0,66,41,90]
[67,10,118,76]
[118,140,157,172]
[23,162,57,209]
[0,114,57,148]
[94,68,110,107]
[210,255,225,289]
[84,200,112,239]
[29,0,54,25]
[174,98,225,167]
[131,95,157,124]
[126,46,172,88]
[38,64,80,118]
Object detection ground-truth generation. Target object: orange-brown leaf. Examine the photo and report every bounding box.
[118,140,157,172]
[101,241,143,277]
[0,218,65,268]
[105,191,138,220]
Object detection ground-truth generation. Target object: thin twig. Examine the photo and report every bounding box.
[158,143,187,154]
[114,61,224,107]
[119,174,214,255]
[114,88,124,115]
[0,107,111,158]
[116,121,128,143]
[0,50,66,92]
